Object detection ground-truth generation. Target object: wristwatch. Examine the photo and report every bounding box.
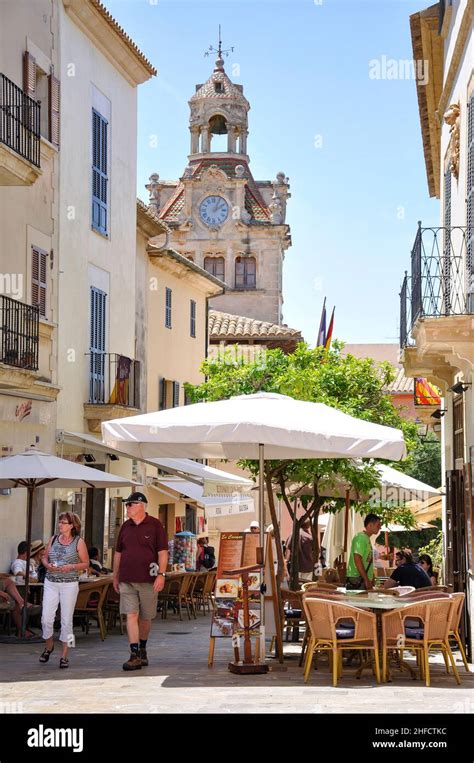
[157,572,166,578]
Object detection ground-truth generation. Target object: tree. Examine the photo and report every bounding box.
[399,431,442,489]
[185,341,418,590]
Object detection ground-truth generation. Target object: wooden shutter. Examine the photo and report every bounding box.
[165,287,172,328]
[159,377,166,410]
[32,247,47,317]
[23,52,37,99]
[48,74,60,148]
[173,381,180,408]
[89,287,107,403]
[92,109,108,235]
[190,300,196,337]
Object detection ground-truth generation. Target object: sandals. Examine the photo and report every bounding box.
[39,647,54,663]
[59,657,69,669]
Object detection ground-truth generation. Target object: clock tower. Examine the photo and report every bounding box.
[146,43,291,325]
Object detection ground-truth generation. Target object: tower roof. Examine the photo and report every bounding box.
[190,56,249,108]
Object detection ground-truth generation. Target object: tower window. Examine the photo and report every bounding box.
[204,256,225,281]
[235,256,256,289]
[215,82,223,93]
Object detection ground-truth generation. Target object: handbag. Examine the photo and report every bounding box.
[346,557,373,590]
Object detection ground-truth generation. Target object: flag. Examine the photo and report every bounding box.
[325,307,335,350]
[316,297,326,347]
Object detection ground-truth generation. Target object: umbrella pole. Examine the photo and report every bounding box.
[343,489,350,562]
[258,443,266,663]
[21,484,35,637]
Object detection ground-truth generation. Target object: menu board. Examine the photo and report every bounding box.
[212,532,261,639]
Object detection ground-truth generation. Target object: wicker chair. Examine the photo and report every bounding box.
[302,596,381,686]
[449,592,469,673]
[381,598,460,686]
[193,571,216,615]
[73,579,110,641]
[299,588,345,667]
[158,574,195,621]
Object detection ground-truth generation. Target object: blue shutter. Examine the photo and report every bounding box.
[90,287,107,403]
[190,299,196,337]
[92,109,108,235]
[165,288,172,328]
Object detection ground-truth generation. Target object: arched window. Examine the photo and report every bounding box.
[208,114,227,152]
[204,256,225,281]
[235,256,256,289]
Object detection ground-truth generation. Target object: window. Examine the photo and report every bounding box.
[31,247,48,318]
[23,51,60,146]
[190,300,196,338]
[235,256,256,289]
[165,287,172,328]
[173,381,180,408]
[159,378,180,409]
[89,287,107,404]
[204,256,225,281]
[92,109,108,236]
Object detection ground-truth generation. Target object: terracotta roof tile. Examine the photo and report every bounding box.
[90,0,157,76]
[209,309,302,340]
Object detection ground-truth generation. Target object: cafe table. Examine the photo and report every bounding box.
[339,590,419,679]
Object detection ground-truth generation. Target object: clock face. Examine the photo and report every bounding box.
[199,196,229,227]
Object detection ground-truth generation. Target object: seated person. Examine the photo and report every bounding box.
[0,573,37,637]
[10,541,36,579]
[88,547,109,575]
[418,553,437,586]
[383,551,432,590]
[30,539,46,582]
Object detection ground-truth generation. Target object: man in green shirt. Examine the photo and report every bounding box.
[346,513,381,590]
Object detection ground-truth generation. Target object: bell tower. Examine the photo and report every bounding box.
[189,33,250,158]
[147,33,292,327]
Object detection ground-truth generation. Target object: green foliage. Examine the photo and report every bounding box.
[398,431,442,489]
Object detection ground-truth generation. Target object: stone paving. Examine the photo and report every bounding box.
[0,614,473,714]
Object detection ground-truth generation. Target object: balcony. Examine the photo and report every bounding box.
[0,73,41,185]
[84,353,141,433]
[0,295,41,389]
[399,223,474,385]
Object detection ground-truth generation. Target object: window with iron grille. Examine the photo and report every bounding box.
[31,247,47,318]
[165,287,172,328]
[190,299,196,338]
[235,256,256,289]
[204,256,225,281]
[467,93,474,299]
[92,109,108,235]
[453,394,464,465]
[89,287,107,404]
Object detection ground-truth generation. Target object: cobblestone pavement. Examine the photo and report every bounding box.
[0,615,473,714]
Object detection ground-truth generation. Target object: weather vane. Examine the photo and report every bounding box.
[204,25,234,59]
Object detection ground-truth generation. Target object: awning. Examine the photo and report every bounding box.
[59,431,253,490]
[155,478,255,518]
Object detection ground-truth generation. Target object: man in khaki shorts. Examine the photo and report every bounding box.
[113,492,168,671]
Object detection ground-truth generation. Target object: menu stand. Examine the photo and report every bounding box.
[223,563,269,675]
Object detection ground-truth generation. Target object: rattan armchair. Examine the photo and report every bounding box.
[73,579,110,640]
[449,592,469,673]
[302,596,381,687]
[381,598,460,686]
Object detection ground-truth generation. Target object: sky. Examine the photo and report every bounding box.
[107,0,439,346]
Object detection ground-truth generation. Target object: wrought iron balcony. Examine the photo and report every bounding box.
[0,73,40,167]
[88,353,140,408]
[0,296,39,370]
[400,223,473,348]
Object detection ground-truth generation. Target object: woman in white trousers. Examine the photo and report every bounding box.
[40,512,89,668]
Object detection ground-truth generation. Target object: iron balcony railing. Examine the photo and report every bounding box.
[0,73,40,167]
[400,223,472,348]
[0,295,39,370]
[88,353,140,408]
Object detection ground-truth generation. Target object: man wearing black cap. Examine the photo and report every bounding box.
[113,492,168,670]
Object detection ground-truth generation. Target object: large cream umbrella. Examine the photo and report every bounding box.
[0,446,134,638]
[102,391,406,670]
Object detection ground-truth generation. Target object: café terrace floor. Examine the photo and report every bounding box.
[1,616,473,714]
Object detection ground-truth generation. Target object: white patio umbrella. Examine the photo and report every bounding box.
[102,392,406,667]
[0,445,134,637]
[321,509,365,567]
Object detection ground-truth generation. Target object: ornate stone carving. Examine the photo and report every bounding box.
[235,164,245,177]
[146,173,161,211]
[271,171,291,223]
[269,193,283,224]
[444,103,460,180]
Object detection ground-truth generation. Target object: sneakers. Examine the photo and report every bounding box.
[139,648,148,666]
[122,652,142,671]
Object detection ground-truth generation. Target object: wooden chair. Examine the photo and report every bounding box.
[0,599,14,635]
[302,596,381,687]
[448,592,469,673]
[381,598,460,686]
[104,584,124,634]
[158,574,194,621]
[193,572,216,615]
[191,572,206,614]
[74,579,110,641]
[158,574,183,619]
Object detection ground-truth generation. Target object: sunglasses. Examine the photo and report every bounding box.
[58,519,72,524]
[125,502,142,507]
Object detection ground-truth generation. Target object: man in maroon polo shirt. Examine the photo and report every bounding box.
[113,492,168,671]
